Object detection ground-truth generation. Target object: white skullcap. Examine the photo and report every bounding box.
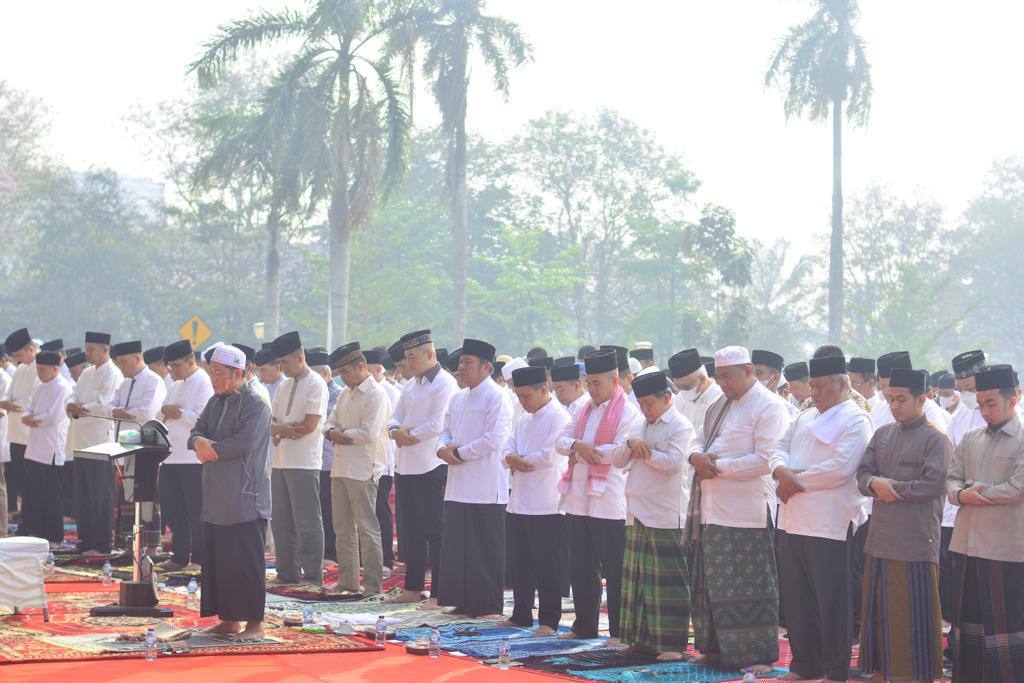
[636,365,661,377]
[715,346,751,368]
[502,357,528,381]
[210,344,246,370]
[627,357,642,375]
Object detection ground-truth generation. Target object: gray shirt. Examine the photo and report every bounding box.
[188,382,271,526]
[857,415,950,564]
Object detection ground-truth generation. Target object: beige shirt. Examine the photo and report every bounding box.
[947,416,1024,562]
[325,375,390,481]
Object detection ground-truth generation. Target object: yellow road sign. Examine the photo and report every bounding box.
[178,315,212,349]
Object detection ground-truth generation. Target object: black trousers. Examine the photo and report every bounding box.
[201,518,267,622]
[567,514,625,638]
[23,458,64,544]
[437,501,506,617]
[8,442,25,517]
[375,474,394,568]
[395,466,446,595]
[777,530,852,682]
[319,470,336,562]
[939,525,956,659]
[60,460,75,518]
[74,458,115,553]
[508,512,565,629]
[158,463,204,565]
[849,516,870,637]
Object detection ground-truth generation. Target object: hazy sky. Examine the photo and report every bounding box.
[2,1,1022,254]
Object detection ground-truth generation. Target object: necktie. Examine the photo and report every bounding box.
[116,378,136,437]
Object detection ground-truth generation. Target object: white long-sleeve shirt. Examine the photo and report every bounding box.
[66,360,123,456]
[377,377,401,476]
[688,381,791,529]
[613,405,695,529]
[504,398,571,515]
[556,394,645,520]
[941,401,987,527]
[769,399,874,541]
[102,366,167,432]
[24,375,73,466]
[563,392,591,421]
[388,363,458,475]
[872,394,951,432]
[0,370,10,463]
[162,368,214,464]
[674,381,723,521]
[6,362,40,445]
[438,376,514,504]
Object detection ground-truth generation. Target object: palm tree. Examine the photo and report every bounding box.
[409,0,530,341]
[189,1,416,344]
[765,0,872,343]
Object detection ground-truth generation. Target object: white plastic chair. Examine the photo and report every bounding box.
[0,536,50,621]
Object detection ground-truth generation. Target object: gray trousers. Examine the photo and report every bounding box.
[331,476,384,594]
[271,468,324,584]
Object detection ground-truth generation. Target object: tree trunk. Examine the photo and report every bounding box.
[328,185,351,347]
[828,97,844,343]
[450,116,468,343]
[264,197,282,339]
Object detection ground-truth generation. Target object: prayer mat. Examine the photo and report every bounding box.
[561,661,788,682]
[394,623,602,659]
[267,563,412,600]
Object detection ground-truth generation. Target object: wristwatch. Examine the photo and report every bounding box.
[453,447,463,462]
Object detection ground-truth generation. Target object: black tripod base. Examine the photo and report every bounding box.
[88,580,174,618]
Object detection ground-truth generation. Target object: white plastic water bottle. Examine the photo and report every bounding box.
[375,616,387,645]
[497,637,511,669]
[742,672,757,683]
[187,578,198,605]
[302,605,314,625]
[428,627,441,658]
[45,551,55,569]
[145,627,157,661]
[102,560,113,586]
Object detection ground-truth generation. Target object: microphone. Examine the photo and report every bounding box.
[72,411,145,432]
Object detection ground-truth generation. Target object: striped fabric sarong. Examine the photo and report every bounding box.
[619,520,690,653]
[952,553,1024,683]
[690,524,779,668]
[858,556,943,681]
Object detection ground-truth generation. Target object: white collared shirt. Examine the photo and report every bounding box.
[439,376,514,504]
[563,392,591,421]
[24,375,73,466]
[689,381,791,528]
[67,360,123,456]
[271,369,328,470]
[504,398,571,515]
[942,401,987,526]
[377,377,401,476]
[872,394,951,432]
[770,400,874,541]
[6,361,40,445]
[326,375,390,481]
[102,366,167,429]
[162,368,214,465]
[388,364,459,475]
[613,406,694,529]
[555,395,645,520]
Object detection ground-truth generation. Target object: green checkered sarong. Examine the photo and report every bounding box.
[618,520,691,652]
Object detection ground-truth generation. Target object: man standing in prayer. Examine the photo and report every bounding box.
[614,370,694,661]
[144,346,172,393]
[556,349,644,643]
[308,350,338,562]
[687,346,789,674]
[269,331,328,586]
[783,362,812,410]
[189,344,271,638]
[366,346,400,570]
[771,351,873,683]
[873,352,951,432]
[848,357,884,414]
[552,361,589,418]
[629,348,656,371]
[436,338,513,617]
[1,329,39,529]
[255,347,285,401]
[500,364,571,634]
[946,364,1024,681]
[856,368,949,682]
[66,352,87,383]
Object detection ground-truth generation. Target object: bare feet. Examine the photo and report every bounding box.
[82,549,103,557]
[418,597,442,611]
[747,664,773,674]
[441,606,463,615]
[532,625,556,637]
[691,653,723,666]
[386,590,425,604]
[206,620,243,635]
[497,619,518,627]
[656,651,685,661]
[557,630,580,640]
[478,614,504,621]
[236,621,265,639]
[605,637,626,649]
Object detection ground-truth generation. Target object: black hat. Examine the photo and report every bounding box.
[436,348,449,367]
[783,361,809,382]
[701,356,716,378]
[143,346,166,365]
[877,351,912,379]
[461,338,496,363]
[584,349,618,375]
[952,350,986,379]
[84,331,111,345]
[511,366,547,387]
[4,328,31,353]
[890,368,928,393]
[66,352,87,368]
[629,348,654,362]
[203,347,217,363]
[194,351,204,363]
[848,357,876,376]
[164,340,193,363]
[330,342,363,368]
[600,345,629,373]
[261,342,274,350]
[528,356,554,369]
[809,355,846,377]
[668,349,702,379]
[387,340,405,364]
[36,351,61,366]
[751,350,784,372]
[232,343,255,364]
[271,331,302,358]
[41,339,64,353]
[254,347,278,366]
[445,348,462,372]
[553,356,576,367]
[937,372,955,390]
[976,364,1016,392]
[306,350,330,367]
[551,363,580,382]
[66,346,82,356]
[632,370,669,398]
[491,361,505,379]
[400,329,433,351]
[929,370,947,388]
[381,355,396,371]
[111,340,143,357]
[577,344,597,360]
[364,348,384,365]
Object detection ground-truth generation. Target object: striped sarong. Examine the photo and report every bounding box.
[619,520,690,653]
[952,553,1024,683]
[690,524,779,668]
[858,556,943,681]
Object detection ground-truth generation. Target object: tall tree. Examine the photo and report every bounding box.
[189,0,415,344]
[410,0,531,341]
[765,0,872,343]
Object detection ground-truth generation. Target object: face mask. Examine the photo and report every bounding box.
[939,394,958,409]
[678,387,699,401]
[960,391,978,410]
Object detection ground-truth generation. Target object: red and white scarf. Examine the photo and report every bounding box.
[557,386,626,497]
